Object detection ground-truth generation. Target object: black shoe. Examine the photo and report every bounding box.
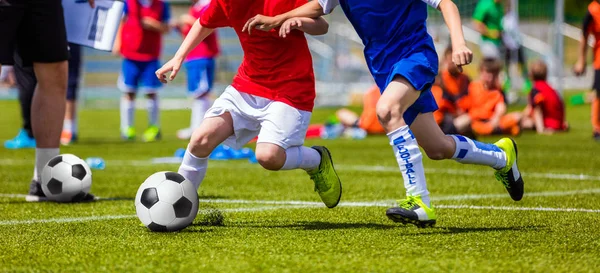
[76,193,97,202]
[25,180,48,202]
[594,132,600,142]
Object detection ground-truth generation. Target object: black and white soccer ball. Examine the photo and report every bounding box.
[135,171,199,232]
[41,154,92,202]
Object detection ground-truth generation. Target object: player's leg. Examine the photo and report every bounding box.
[376,77,437,226]
[118,59,139,140]
[411,113,523,201]
[61,43,82,145]
[141,60,162,142]
[499,113,522,136]
[258,101,341,208]
[335,108,359,127]
[179,113,234,190]
[5,53,37,150]
[178,59,214,140]
[592,70,600,141]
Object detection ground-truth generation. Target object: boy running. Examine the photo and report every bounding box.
[244,0,524,227]
[155,0,342,208]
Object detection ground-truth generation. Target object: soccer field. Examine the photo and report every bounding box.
[0,100,599,272]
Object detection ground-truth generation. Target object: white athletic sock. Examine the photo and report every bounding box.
[120,97,134,131]
[190,97,211,130]
[178,148,208,190]
[280,146,322,171]
[450,135,506,169]
[35,148,59,181]
[63,119,73,132]
[388,126,430,206]
[147,97,159,127]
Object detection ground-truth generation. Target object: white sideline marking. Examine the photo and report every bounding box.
[1,158,599,182]
[2,188,600,202]
[0,205,307,226]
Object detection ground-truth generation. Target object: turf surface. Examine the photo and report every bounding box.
[0,100,599,272]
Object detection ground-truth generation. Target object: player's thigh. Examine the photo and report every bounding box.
[190,112,235,152]
[410,112,454,153]
[139,60,162,93]
[336,108,359,126]
[119,59,141,92]
[18,0,68,65]
[258,102,311,150]
[0,1,25,65]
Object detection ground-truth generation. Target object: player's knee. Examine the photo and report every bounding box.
[255,147,285,171]
[376,100,404,126]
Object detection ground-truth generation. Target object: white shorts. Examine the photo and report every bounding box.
[205,86,312,150]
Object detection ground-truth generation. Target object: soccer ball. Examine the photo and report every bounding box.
[135,171,199,232]
[41,154,92,202]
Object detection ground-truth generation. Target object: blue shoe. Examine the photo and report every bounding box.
[4,129,36,149]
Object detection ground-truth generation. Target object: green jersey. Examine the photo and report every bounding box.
[473,0,504,45]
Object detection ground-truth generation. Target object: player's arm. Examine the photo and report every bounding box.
[242,0,326,34]
[531,106,548,134]
[279,17,329,38]
[490,102,507,127]
[575,11,593,76]
[436,0,473,69]
[156,20,215,83]
[112,16,126,55]
[141,17,170,33]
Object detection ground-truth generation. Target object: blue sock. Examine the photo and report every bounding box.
[450,135,506,169]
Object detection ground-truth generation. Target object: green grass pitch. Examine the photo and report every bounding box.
[0,100,599,272]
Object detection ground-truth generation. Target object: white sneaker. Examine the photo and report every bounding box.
[176,128,193,140]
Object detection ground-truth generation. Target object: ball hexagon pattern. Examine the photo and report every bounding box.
[135,171,199,232]
[41,154,92,202]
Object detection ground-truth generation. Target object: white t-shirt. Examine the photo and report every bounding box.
[318,0,441,15]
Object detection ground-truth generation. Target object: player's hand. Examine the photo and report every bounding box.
[242,14,282,35]
[279,18,302,38]
[156,58,184,83]
[452,44,473,72]
[88,0,95,8]
[574,59,586,77]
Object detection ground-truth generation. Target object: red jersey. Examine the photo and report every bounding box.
[182,0,220,61]
[200,0,315,111]
[120,0,169,61]
[529,80,566,131]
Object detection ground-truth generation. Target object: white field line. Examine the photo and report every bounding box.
[2,188,600,202]
[0,205,308,226]
[1,202,599,226]
[1,158,599,182]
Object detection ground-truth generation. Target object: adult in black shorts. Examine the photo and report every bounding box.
[0,0,95,202]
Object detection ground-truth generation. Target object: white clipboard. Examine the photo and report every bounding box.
[62,0,124,51]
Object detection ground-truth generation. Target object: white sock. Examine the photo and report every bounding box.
[178,148,208,190]
[280,146,322,171]
[120,97,134,131]
[147,97,159,126]
[450,135,506,169]
[35,148,59,181]
[190,97,211,130]
[388,126,430,206]
[63,119,73,132]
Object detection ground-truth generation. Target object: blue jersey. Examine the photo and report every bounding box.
[320,0,440,91]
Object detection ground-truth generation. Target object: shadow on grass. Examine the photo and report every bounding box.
[232,221,399,230]
[397,225,543,236]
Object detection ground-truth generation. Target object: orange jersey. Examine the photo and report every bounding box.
[467,81,505,121]
[440,70,470,112]
[585,1,600,69]
[358,85,385,134]
[431,85,453,125]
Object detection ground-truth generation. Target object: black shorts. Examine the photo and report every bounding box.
[504,46,526,66]
[594,70,600,96]
[0,0,69,66]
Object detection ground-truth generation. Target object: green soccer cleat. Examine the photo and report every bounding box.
[386,195,437,228]
[121,126,136,141]
[494,138,524,201]
[143,125,162,142]
[307,146,342,208]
